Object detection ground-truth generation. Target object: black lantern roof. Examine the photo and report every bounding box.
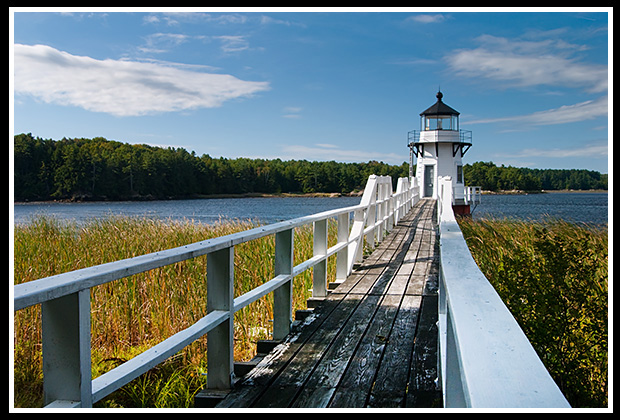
[420,91,460,116]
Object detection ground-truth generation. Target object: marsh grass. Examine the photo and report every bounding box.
[458,217,608,408]
[13,215,338,407]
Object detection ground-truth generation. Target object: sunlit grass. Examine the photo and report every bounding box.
[13,215,338,407]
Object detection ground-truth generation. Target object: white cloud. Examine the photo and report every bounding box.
[13,44,270,117]
[446,34,607,93]
[467,96,608,126]
[407,14,447,24]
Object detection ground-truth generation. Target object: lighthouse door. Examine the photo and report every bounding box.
[424,165,434,197]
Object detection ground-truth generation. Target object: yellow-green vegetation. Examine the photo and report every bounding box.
[13,215,338,407]
[458,217,608,408]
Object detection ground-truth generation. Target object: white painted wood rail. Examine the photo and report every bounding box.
[12,174,419,408]
[436,176,570,408]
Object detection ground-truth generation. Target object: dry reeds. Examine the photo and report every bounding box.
[13,215,337,407]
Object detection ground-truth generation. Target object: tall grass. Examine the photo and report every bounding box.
[458,217,608,408]
[13,215,338,407]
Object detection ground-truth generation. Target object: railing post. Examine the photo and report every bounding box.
[273,228,294,340]
[41,289,92,407]
[312,219,328,298]
[367,185,377,251]
[387,180,395,231]
[376,180,385,243]
[351,207,365,270]
[206,246,234,390]
[336,212,349,282]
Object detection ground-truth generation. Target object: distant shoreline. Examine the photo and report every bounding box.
[13,190,363,205]
[481,189,608,195]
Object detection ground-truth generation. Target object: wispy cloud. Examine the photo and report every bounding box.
[282,106,302,119]
[144,12,303,28]
[14,44,270,117]
[467,96,608,126]
[139,32,251,55]
[143,12,249,26]
[406,14,448,24]
[446,34,607,93]
[139,32,201,54]
[213,35,250,53]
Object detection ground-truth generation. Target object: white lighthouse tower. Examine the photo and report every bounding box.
[408,90,473,212]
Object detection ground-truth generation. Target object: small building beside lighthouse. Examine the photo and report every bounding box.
[408,91,476,214]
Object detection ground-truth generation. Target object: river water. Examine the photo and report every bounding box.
[472,192,608,225]
[13,192,608,226]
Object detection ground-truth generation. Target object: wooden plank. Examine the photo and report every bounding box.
[329,294,402,407]
[405,295,441,408]
[368,294,422,407]
[287,294,382,408]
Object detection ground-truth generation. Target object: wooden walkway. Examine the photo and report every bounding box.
[215,199,440,408]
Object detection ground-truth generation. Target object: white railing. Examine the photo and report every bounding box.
[12,174,419,408]
[436,176,570,408]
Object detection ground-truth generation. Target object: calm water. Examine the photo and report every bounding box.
[472,192,608,225]
[13,196,362,226]
[13,192,608,226]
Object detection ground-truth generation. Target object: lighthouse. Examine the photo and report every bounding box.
[408,90,473,213]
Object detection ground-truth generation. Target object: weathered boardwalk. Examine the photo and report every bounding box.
[215,198,440,408]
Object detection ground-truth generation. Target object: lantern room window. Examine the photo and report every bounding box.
[422,114,459,131]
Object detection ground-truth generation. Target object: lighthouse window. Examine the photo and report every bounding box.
[423,115,457,131]
[457,165,463,183]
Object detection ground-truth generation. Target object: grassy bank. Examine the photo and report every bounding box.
[13,215,338,407]
[458,217,608,408]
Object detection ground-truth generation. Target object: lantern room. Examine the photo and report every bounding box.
[420,91,459,131]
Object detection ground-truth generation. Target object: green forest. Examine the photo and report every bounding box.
[464,161,607,192]
[13,134,607,202]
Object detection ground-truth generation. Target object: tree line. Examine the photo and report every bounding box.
[13,134,409,201]
[13,134,607,202]
[464,161,607,192]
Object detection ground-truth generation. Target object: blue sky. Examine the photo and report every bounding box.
[11,8,611,173]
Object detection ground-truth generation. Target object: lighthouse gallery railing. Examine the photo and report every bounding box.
[12,174,418,408]
[437,176,570,408]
